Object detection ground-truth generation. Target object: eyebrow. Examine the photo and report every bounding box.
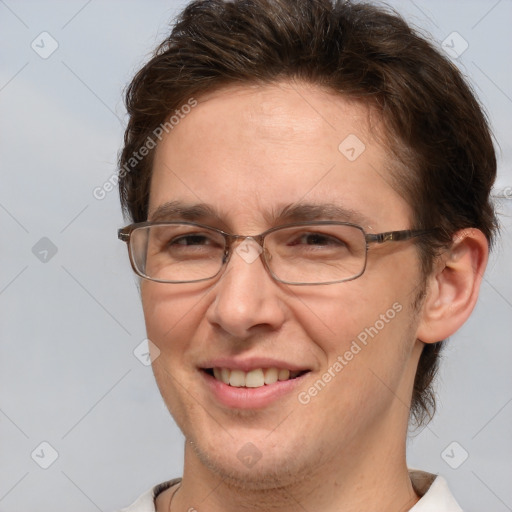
[149,201,219,223]
[272,203,372,227]
[148,200,373,229]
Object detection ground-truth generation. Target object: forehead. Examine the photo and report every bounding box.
[149,81,412,232]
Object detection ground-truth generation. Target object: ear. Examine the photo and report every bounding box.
[416,228,489,343]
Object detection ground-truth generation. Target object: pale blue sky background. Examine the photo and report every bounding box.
[1,1,511,511]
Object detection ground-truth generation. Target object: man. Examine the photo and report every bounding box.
[117,0,496,510]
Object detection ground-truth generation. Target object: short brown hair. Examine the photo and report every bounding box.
[118,0,497,426]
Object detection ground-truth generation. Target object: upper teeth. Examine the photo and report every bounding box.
[212,367,301,388]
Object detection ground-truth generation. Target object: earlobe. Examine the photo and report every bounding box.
[416,228,489,344]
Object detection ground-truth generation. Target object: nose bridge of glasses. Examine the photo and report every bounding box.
[222,234,267,271]
[226,233,266,249]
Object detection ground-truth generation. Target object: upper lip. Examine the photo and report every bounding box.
[199,357,311,372]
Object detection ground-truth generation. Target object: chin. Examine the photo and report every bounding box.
[186,429,324,492]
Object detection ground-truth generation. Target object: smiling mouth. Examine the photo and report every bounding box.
[203,367,309,388]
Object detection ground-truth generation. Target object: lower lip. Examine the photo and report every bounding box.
[201,370,308,409]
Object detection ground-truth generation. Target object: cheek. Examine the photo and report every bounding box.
[141,283,209,427]
[141,282,208,354]
[295,280,405,351]
[294,296,415,430]
[294,281,416,396]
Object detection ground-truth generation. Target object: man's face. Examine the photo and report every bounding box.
[142,82,425,487]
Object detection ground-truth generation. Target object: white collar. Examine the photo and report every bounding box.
[409,470,463,511]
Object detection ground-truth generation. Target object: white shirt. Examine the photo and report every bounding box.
[119,471,463,512]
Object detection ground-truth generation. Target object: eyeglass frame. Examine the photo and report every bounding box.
[118,220,435,286]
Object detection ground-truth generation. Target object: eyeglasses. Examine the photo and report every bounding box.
[118,221,432,285]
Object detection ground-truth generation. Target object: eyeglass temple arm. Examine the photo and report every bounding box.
[118,228,130,242]
[365,229,432,245]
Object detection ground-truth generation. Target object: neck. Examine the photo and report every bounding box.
[162,414,419,512]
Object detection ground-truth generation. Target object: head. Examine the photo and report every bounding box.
[118,0,496,487]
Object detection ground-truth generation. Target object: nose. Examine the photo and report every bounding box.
[205,237,287,339]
